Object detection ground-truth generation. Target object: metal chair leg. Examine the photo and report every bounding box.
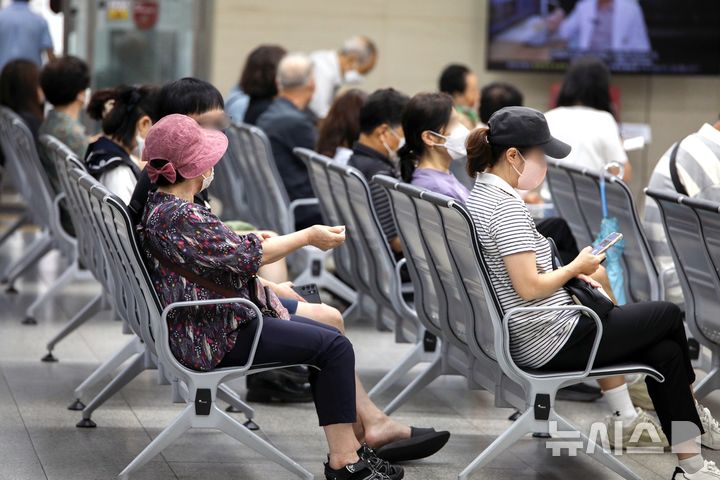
[25,261,80,325]
[384,354,443,415]
[44,292,104,361]
[368,341,426,400]
[71,336,145,406]
[0,212,29,246]
[76,348,148,426]
[1,233,53,286]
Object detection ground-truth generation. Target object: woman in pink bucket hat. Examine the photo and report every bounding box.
[137,114,449,480]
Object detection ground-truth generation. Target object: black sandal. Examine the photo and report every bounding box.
[373,427,450,463]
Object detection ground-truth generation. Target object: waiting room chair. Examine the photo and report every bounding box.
[79,173,313,479]
[646,189,720,399]
[67,168,254,428]
[564,163,661,303]
[0,106,86,325]
[296,148,379,323]
[422,189,664,480]
[208,125,252,222]
[232,123,356,304]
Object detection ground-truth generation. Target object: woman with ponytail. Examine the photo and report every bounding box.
[398,92,470,203]
[84,85,158,203]
[464,108,720,475]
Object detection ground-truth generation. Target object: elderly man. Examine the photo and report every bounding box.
[256,53,322,230]
[309,35,377,119]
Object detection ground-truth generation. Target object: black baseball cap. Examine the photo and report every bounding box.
[487,106,571,159]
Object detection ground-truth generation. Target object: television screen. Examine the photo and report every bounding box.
[487,0,720,74]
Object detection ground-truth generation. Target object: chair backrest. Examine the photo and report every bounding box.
[373,176,443,338]
[325,161,373,294]
[567,167,659,302]
[416,190,514,386]
[78,172,158,346]
[410,187,471,348]
[232,123,291,233]
[295,147,355,287]
[545,161,594,248]
[41,136,93,258]
[337,165,397,303]
[0,106,55,231]
[209,126,251,222]
[648,188,720,346]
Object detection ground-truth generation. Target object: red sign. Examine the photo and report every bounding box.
[132,0,159,30]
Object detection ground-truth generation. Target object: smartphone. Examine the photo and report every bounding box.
[292,283,322,304]
[591,232,623,256]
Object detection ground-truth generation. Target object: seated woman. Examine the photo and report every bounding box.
[398,92,470,203]
[317,88,368,165]
[138,114,449,479]
[464,106,720,480]
[85,86,157,204]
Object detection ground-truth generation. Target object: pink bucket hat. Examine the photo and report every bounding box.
[142,113,228,183]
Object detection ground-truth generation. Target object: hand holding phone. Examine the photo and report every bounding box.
[591,232,623,256]
[291,283,322,304]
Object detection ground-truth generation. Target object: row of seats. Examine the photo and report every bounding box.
[2,102,720,478]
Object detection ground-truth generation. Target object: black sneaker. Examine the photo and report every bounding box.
[358,444,404,480]
[324,459,390,480]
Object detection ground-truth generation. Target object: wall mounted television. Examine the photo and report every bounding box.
[487,0,720,75]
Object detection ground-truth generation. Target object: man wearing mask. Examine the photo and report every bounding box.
[348,88,409,254]
[309,36,377,119]
[256,53,323,230]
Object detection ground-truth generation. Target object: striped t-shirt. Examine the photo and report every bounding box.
[643,123,720,304]
[467,173,579,368]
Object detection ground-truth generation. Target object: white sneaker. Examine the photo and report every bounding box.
[672,460,720,479]
[697,403,720,450]
[605,407,669,449]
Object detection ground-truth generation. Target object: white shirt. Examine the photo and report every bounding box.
[99,165,137,205]
[309,50,342,119]
[332,146,353,165]
[544,106,628,173]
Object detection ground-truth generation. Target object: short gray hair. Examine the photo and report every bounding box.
[276,53,314,91]
[340,36,377,64]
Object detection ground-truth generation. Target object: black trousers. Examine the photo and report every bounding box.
[542,301,703,445]
[218,315,357,426]
[535,217,579,266]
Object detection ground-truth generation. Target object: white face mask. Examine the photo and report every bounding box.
[82,87,91,109]
[343,69,363,85]
[381,127,405,164]
[133,134,145,159]
[430,124,470,160]
[200,167,215,192]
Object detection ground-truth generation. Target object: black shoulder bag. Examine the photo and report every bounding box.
[548,238,614,319]
[669,139,688,196]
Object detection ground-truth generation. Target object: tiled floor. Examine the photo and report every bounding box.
[1,224,719,480]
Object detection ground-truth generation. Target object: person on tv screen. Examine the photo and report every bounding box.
[547,0,651,53]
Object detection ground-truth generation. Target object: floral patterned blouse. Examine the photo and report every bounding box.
[138,191,264,371]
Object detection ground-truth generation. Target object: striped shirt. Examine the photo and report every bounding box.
[467,173,579,368]
[644,123,720,304]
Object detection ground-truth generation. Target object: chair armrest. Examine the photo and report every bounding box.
[50,192,76,248]
[500,305,603,381]
[287,198,320,232]
[160,298,264,373]
[393,258,416,318]
[657,264,676,302]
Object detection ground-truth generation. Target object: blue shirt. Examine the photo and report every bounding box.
[0,1,53,70]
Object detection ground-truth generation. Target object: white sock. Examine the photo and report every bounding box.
[679,454,705,474]
[603,384,638,421]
